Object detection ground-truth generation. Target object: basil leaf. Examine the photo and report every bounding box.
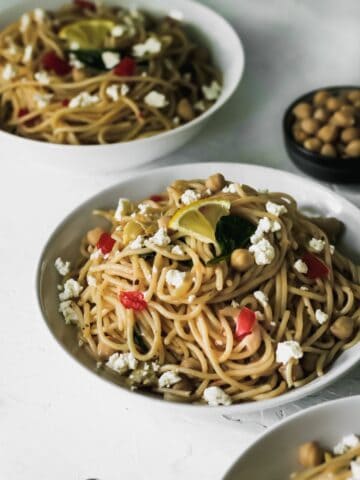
[208,215,256,265]
[68,49,119,70]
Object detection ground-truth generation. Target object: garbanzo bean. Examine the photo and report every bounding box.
[205,173,226,192]
[326,96,345,111]
[347,90,360,103]
[177,98,195,121]
[329,111,355,128]
[303,137,322,152]
[321,143,337,157]
[330,316,354,340]
[230,249,254,272]
[345,139,360,156]
[300,118,320,135]
[292,102,312,119]
[313,90,331,106]
[340,105,356,116]
[298,442,324,468]
[292,124,308,143]
[313,107,329,123]
[341,127,360,144]
[317,124,338,143]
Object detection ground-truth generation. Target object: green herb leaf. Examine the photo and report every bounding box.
[133,325,148,353]
[68,49,119,70]
[208,215,256,265]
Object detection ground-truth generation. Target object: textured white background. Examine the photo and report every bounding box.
[1,1,360,479]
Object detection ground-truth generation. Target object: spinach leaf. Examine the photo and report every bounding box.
[208,215,256,265]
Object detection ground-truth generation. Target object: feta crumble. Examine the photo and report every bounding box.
[22,45,33,63]
[69,53,84,69]
[202,80,222,101]
[351,457,360,479]
[20,14,30,32]
[128,235,145,250]
[106,352,138,374]
[34,92,53,109]
[276,341,303,364]
[111,24,126,37]
[168,9,184,21]
[120,84,130,96]
[309,238,325,253]
[33,8,45,23]
[203,386,232,406]
[69,92,100,108]
[294,259,308,274]
[147,228,171,247]
[258,216,281,233]
[165,269,186,288]
[300,286,309,291]
[133,37,162,57]
[254,290,269,307]
[231,300,240,308]
[54,257,71,276]
[334,434,360,455]
[158,371,181,388]
[59,300,78,325]
[34,71,50,85]
[70,41,80,50]
[114,198,132,220]
[330,244,335,255]
[180,189,201,205]
[2,63,16,80]
[171,245,184,256]
[188,294,195,302]
[222,183,237,194]
[144,91,168,108]
[315,309,328,325]
[102,51,120,69]
[249,238,275,265]
[59,279,83,301]
[194,100,205,112]
[173,116,180,126]
[266,201,288,217]
[138,203,150,215]
[86,274,96,286]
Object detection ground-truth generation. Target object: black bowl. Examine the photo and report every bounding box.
[283,86,360,183]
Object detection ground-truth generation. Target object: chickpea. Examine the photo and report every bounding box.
[205,173,226,192]
[341,127,360,144]
[313,107,329,123]
[329,111,355,128]
[317,124,338,143]
[298,442,324,468]
[87,227,104,246]
[157,215,171,229]
[313,90,331,106]
[303,137,322,152]
[292,125,308,143]
[345,139,360,156]
[347,89,360,103]
[340,105,356,116]
[181,357,201,370]
[330,316,354,340]
[177,98,195,121]
[326,97,345,111]
[320,143,337,157]
[301,118,320,135]
[230,248,254,272]
[302,353,318,373]
[292,102,312,119]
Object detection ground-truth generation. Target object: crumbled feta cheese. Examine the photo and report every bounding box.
[330,244,335,255]
[59,300,78,325]
[168,9,184,21]
[133,37,162,57]
[33,8,45,23]
[315,309,328,325]
[194,100,205,112]
[222,183,237,194]
[158,371,181,388]
[147,228,171,247]
[300,286,309,291]
[128,235,145,250]
[173,116,180,126]
[70,41,80,50]
[334,434,360,455]
[34,71,50,85]
[144,90,168,108]
[152,361,160,372]
[188,294,195,302]
[266,201,288,217]
[309,238,325,253]
[171,245,184,256]
[106,352,138,374]
[69,53,84,69]
[276,341,303,364]
[87,275,96,286]
[141,71,147,77]
[180,189,201,205]
[165,269,186,288]
[351,457,360,479]
[34,92,53,109]
[111,24,126,37]
[202,80,222,101]
[59,279,83,301]
[69,92,99,108]
[2,64,16,80]
[258,216,281,233]
[203,386,232,406]
[138,203,150,215]
[54,257,71,276]
[90,249,102,259]
[294,259,308,274]
[120,84,130,96]
[20,14,30,32]
[231,300,240,308]
[106,84,120,101]
[102,51,120,69]
[114,198,132,220]
[22,45,33,63]
[254,290,269,307]
[249,238,275,265]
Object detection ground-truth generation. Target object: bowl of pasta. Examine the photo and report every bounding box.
[0,0,244,171]
[223,395,360,479]
[36,162,360,413]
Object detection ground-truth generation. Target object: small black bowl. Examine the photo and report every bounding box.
[283,86,360,183]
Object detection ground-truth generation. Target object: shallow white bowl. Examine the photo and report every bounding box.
[223,395,360,479]
[37,162,360,414]
[0,0,244,173]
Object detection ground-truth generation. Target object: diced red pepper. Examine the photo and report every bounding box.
[73,0,96,10]
[235,307,257,341]
[113,57,136,77]
[42,51,72,76]
[18,108,37,127]
[120,291,148,311]
[150,195,163,202]
[96,232,115,255]
[62,99,70,107]
[302,252,330,280]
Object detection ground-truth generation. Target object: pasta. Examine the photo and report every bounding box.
[0,1,221,145]
[55,174,360,406]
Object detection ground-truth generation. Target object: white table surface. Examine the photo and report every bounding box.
[1,1,360,479]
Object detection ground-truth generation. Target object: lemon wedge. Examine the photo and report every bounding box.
[169,198,231,244]
[59,19,115,49]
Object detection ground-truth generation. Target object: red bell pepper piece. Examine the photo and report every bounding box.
[302,252,329,279]
[235,307,257,341]
[120,291,148,311]
[96,232,115,255]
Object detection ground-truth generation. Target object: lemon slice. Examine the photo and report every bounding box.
[59,19,115,49]
[123,220,144,244]
[169,198,231,244]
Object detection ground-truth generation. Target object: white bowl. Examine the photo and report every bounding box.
[0,0,244,173]
[36,162,360,415]
[223,395,360,479]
